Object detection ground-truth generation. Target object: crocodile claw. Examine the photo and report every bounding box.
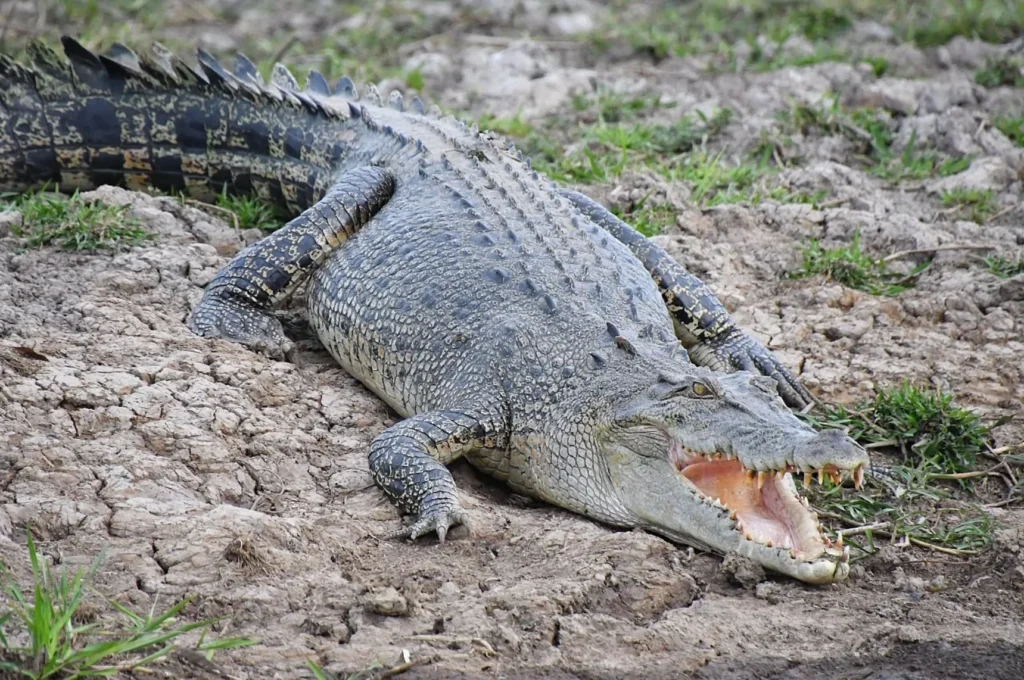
[389,502,467,544]
[188,297,294,359]
[690,329,814,410]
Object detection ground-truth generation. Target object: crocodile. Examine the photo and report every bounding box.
[0,38,870,584]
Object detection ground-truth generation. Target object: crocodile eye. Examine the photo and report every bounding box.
[690,381,712,398]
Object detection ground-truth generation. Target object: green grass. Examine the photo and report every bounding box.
[519,109,733,185]
[789,231,930,296]
[777,98,973,182]
[814,383,995,476]
[984,253,1024,278]
[3,191,151,251]
[476,113,534,138]
[975,55,1024,88]
[902,0,1024,47]
[802,382,1006,557]
[994,116,1024,146]
[618,201,677,237]
[586,0,1024,74]
[0,529,254,679]
[516,107,733,186]
[809,475,995,556]
[940,188,998,223]
[863,56,890,78]
[571,90,669,124]
[214,192,280,232]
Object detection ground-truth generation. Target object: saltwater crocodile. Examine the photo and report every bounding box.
[0,38,870,583]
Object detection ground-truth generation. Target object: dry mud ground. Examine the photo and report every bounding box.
[2,1,1024,678]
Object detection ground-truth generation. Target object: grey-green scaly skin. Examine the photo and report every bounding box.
[0,38,870,584]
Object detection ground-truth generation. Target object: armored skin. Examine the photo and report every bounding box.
[0,38,870,583]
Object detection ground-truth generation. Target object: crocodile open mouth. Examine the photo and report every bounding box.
[670,445,862,559]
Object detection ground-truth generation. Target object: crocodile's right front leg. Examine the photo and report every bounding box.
[188,166,395,356]
[370,408,508,543]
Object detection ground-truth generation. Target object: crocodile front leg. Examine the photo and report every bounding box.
[370,408,508,543]
[559,188,813,409]
[188,166,395,357]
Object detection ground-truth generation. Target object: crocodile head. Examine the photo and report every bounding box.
[579,366,869,584]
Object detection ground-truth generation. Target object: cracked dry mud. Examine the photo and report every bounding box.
[2,1,1024,678]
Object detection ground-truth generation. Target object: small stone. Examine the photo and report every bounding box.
[845,80,921,115]
[896,625,922,643]
[438,581,461,599]
[721,552,766,589]
[0,211,23,237]
[362,587,408,616]
[191,220,244,256]
[754,581,783,603]
[927,157,1017,195]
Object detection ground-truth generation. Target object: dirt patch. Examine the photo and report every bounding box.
[2,1,1024,678]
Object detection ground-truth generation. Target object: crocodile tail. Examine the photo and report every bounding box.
[0,37,360,216]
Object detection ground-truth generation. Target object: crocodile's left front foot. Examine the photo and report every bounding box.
[188,294,294,359]
[689,329,814,409]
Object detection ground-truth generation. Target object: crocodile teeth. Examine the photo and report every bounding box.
[756,471,768,489]
[817,469,825,485]
[835,533,844,549]
[803,471,813,489]
[854,466,865,489]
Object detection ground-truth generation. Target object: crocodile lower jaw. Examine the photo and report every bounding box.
[670,447,850,577]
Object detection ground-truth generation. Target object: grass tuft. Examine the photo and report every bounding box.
[802,382,1007,557]
[994,115,1024,147]
[0,528,254,679]
[476,113,534,139]
[984,253,1024,278]
[789,232,929,296]
[3,191,151,251]
[940,188,998,223]
[975,55,1024,88]
[214,192,280,232]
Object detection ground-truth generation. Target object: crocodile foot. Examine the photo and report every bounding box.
[388,497,467,544]
[188,296,294,359]
[689,329,814,410]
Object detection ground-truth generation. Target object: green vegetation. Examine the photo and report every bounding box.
[940,188,998,223]
[3,191,151,251]
[572,90,669,124]
[862,56,890,78]
[975,55,1024,88]
[804,382,1008,557]
[518,108,733,186]
[777,98,972,182]
[789,232,929,296]
[984,253,1024,278]
[619,201,677,238]
[588,0,1024,72]
[476,113,534,138]
[812,383,994,476]
[0,529,253,679]
[994,115,1024,146]
[214,192,280,232]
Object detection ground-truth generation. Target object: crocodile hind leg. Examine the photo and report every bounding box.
[559,189,814,409]
[370,408,508,543]
[189,166,395,357]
